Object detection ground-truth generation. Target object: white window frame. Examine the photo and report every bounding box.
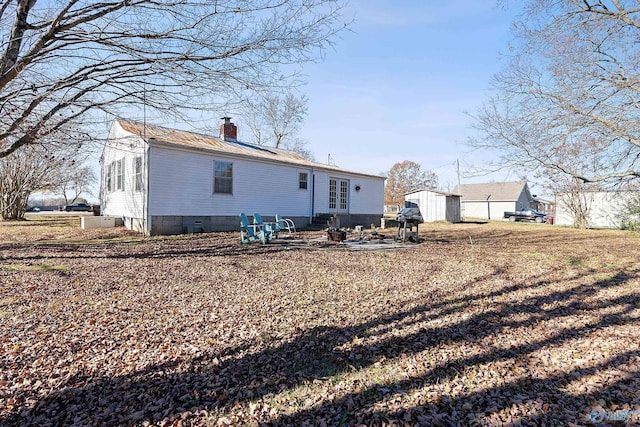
[116,158,125,191]
[213,160,233,194]
[109,161,117,193]
[134,156,143,192]
[106,163,113,193]
[299,172,308,190]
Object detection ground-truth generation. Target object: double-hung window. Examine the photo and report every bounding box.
[109,161,118,192]
[106,159,125,193]
[214,161,233,194]
[116,159,125,191]
[134,157,143,192]
[299,172,308,190]
[106,164,113,193]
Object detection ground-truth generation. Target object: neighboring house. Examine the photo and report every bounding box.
[531,196,555,215]
[554,191,637,228]
[404,189,461,223]
[453,181,532,220]
[101,118,385,234]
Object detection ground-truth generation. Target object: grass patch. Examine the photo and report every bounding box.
[0,298,15,317]
[3,263,68,272]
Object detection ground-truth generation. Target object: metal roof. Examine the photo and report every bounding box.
[116,119,385,180]
[404,188,461,197]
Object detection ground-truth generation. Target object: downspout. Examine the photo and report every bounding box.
[98,153,104,215]
[145,141,151,235]
[309,167,315,225]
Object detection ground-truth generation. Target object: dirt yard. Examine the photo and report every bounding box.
[1,216,639,426]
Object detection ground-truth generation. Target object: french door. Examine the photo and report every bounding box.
[329,178,349,213]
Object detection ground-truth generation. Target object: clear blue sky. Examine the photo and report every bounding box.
[296,0,520,192]
[80,1,524,203]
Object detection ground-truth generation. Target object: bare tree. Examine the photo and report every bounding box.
[0,142,84,220]
[546,172,600,228]
[50,164,96,206]
[264,93,309,150]
[0,0,347,158]
[471,0,640,185]
[384,160,438,206]
[242,92,313,159]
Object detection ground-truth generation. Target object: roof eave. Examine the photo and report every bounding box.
[147,138,386,180]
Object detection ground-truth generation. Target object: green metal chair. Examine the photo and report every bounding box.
[275,214,296,236]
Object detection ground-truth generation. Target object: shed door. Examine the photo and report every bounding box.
[329,178,349,213]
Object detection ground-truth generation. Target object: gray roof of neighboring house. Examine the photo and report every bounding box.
[453,181,528,202]
[405,188,461,197]
[115,119,385,180]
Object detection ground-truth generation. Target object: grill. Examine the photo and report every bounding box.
[396,207,423,243]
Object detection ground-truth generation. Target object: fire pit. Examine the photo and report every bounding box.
[327,229,347,242]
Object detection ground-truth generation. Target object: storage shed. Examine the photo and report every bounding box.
[404,189,461,223]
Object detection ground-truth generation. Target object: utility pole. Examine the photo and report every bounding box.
[456,159,461,194]
[143,82,147,139]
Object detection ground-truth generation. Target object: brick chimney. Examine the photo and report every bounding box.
[219,117,237,142]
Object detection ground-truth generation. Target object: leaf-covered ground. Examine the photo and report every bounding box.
[1,216,639,426]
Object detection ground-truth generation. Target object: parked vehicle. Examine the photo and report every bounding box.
[64,203,92,212]
[504,209,547,223]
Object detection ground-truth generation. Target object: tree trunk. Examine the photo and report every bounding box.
[0,192,29,220]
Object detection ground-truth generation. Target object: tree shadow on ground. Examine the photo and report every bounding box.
[3,268,639,426]
[0,237,340,264]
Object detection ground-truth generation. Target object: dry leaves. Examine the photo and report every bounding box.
[1,218,639,425]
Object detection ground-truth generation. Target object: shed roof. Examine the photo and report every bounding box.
[405,188,460,197]
[115,119,385,180]
[453,181,528,202]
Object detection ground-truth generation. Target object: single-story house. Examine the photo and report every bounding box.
[453,181,532,220]
[404,189,461,223]
[100,118,385,234]
[554,190,638,228]
[531,196,555,215]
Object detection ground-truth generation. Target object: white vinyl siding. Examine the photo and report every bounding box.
[149,147,313,216]
[315,173,383,216]
[101,122,146,225]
